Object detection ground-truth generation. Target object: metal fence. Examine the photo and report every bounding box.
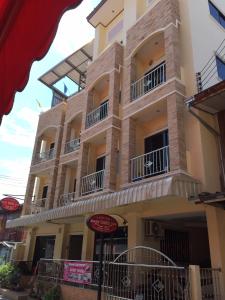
[59,192,77,206]
[196,39,225,92]
[37,259,100,287]
[200,268,222,300]
[86,101,109,128]
[130,146,169,182]
[131,62,166,101]
[30,198,47,214]
[34,148,55,164]
[105,264,190,300]
[64,138,80,154]
[81,170,105,196]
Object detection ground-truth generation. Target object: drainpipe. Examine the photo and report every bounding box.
[186,101,225,190]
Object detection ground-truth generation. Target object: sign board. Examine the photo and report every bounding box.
[63,261,92,284]
[0,197,20,212]
[87,214,118,234]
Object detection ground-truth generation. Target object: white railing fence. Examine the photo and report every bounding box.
[59,192,77,206]
[131,146,169,182]
[34,148,55,164]
[86,101,109,128]
[64,138,80,154]
[81,170,105,196]
[131,62,166,101]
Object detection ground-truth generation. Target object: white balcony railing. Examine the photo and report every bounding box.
[59,192,77,206]
[64,138,80,154]
[31,198,47,214]
[81,170,105,196]
[34,148,55,164]
[131,146,169,182]
[86,101,109,128]
[131,62,166,101]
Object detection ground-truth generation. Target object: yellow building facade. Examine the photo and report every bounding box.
[7,0,225,298]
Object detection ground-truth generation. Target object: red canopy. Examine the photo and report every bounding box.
[0,0,83,122]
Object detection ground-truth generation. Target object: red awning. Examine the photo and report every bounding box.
[0,0,83,122]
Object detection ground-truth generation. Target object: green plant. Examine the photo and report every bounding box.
[0,263,22,289]
[44,285,60,300]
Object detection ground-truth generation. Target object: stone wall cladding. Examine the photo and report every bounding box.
[59,150,80,165]
[125,0,180,58]
[86,42,123,87]
[36,102,66,137]
[30,159,58,174]
[81,116,121,142]
[65,91,86,122]
[123,79,185,119]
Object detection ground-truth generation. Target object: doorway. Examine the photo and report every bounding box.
[68,235,83,260]
[32,235,55,267]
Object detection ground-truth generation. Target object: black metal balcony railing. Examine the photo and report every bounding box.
[131,146,169,182]
[64,138,80,154]
[131,62,166,101]
[86,101,109,128]
[34,148,55,164]
[81,170,105,196]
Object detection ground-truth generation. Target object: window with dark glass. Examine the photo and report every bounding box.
[216,56,225,80]
[209,1,225,29]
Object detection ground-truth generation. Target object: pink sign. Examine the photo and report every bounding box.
[63,261,92,284]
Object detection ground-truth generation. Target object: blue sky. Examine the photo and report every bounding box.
[0,0,101,201]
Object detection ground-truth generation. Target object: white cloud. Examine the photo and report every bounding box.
[0,107,39,148]
[0,158,30,202]
[51,0,95,56]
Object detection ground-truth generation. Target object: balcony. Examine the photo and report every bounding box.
[34,148,55,164]
[31,198,47,214]
[131,62,166,101]
[131,146,169,182]
[81,170,105,196]
[86,101,109,128]
[64,138,80,154]
[59,192,77,206]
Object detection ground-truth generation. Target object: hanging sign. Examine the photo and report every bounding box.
[63,261,92,285]
[87,214,118,234]
[0,197,20,212]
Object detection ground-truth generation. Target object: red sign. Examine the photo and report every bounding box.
[87,214,118,234]
[63,261,92,284]
[0,197,20,212]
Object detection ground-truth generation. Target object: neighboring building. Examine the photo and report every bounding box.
[6,0,225,297]
[0,200,24,262]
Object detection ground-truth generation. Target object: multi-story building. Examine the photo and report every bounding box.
[7,0,225,297]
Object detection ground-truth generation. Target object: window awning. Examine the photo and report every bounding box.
[0,0,83,123]
[6,174,200,228]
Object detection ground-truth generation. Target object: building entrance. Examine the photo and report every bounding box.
[32,235,55,267]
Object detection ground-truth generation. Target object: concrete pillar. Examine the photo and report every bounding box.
[126,213,143,249]
[46,166,58,209]
[189,265,202,300]
[108,69,120,116]
[76,142,90,197]
[54,164,67,208]
[167,93,187,172]
[31,137,42,164]
[23,174,36,215]
[54,125,64,158]
[123,56,136,105]
[104,127,120,191]
[53,225,66,259]
[206,206,225,295]
[121,117,136,186]
[164,24,181,80]
[82,216,95,260]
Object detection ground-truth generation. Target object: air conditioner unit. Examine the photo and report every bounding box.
[144,220,164,238]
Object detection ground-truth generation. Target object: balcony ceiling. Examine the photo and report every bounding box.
[87,0,123,27]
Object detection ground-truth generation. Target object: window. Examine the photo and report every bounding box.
[209,1,225,29]
[216,56,225,80]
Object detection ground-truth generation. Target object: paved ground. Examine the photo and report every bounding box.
[0,296,9,300]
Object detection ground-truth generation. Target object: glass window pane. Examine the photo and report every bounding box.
[216,56,225,80]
